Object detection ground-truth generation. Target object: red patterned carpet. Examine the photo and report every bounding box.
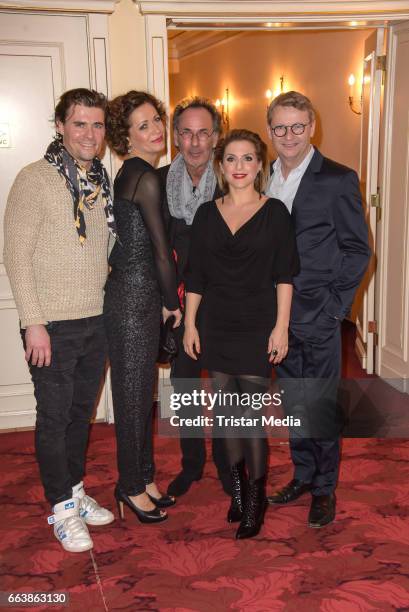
[2,324,409,612]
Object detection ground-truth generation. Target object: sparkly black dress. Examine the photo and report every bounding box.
[104,157,179,496]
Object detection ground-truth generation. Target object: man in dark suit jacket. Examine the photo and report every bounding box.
[265,91,370,527]
[159,96,230,497]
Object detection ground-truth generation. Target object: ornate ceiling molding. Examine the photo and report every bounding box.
[0,0,118,13]
[137,0,409,19]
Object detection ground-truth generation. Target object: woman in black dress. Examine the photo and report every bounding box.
[105,91,181,524]
[184,129,299,538]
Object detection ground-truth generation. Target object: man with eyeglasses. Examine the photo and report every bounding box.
[159,96,230,497]
[265,91,370,527]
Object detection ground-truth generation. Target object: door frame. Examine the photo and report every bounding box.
[140,0,409,165]
[138,0,409,20]
[355,28,385,373]
[142,3,409,154]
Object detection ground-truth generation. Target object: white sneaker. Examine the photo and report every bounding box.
[72,481,114,526]
[48,498,93,553]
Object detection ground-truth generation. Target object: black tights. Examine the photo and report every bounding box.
[210,371,268,481]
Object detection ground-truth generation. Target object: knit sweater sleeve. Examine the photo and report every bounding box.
[3,166,48,327]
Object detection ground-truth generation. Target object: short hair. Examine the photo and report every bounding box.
[214,129,269,194]
[54,88,107,125]
[172,96,222,134]
[106,90,166,157]
[267,90,316,125]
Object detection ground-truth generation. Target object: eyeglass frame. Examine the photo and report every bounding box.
[269,122,312,137]
[176,128,216,142]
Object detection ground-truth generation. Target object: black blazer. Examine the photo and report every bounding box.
[158,164,222,285]
[271,149,370,329]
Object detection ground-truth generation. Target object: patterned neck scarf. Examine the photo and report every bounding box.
[167,152,217,226]
[44,138,117,245]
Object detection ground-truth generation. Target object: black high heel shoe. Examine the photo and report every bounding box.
[235,475,266,539]
[147,492,176,508]
[114,486,168,523]
[227,461,247,523]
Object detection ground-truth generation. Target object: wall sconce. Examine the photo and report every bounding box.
[265,76,285,108]
[277,75,285,97]
[215,88,230,130]
[348,73,362,115]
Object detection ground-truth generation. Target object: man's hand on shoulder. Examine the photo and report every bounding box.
[25,324,51,367]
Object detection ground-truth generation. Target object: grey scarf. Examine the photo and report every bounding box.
[167,153,217,225]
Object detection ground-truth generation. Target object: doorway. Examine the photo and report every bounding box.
[166,25,377,378]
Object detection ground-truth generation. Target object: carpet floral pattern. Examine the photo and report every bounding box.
[2,427,409,612]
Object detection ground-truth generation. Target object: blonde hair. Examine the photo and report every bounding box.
[267,90,315,125]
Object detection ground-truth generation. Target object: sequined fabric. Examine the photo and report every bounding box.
[104,157,178,495]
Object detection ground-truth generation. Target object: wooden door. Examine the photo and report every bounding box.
[0,10,111,428]
[377,21,409,392]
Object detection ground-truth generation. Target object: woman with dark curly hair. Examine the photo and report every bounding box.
[184,129,299,539]
[104,91,181,524]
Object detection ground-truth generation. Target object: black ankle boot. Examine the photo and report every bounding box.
[227,461,247,523]
[235,476,266,539]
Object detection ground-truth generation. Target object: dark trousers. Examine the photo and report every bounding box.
[171,322,229,479]
[276,321,342,496]
[22,316,107,507]
[103,275,161,497]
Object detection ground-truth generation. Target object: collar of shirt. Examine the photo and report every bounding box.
[266,145,315,213]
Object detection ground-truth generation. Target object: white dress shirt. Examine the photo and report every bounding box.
[265,146,315,214]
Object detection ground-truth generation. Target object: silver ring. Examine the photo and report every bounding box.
[272,349,278,356]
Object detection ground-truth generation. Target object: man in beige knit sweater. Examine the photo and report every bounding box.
[3,88,116,552]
